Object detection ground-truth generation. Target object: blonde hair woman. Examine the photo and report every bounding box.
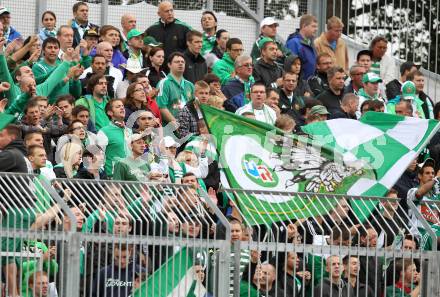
[54,142,83,178]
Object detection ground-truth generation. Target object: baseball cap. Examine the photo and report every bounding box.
[120,58,147,74]
[362,72,383,84]
[84,29,99,38]
[143,36,162,47]
[310,105,329,115]
[130,133,144,143]
[401,81,417,101]
[161,136,179,148]
[260,17,279,28]
[0,7,10,16]
[127,29,143,40]
[257,37,275,49]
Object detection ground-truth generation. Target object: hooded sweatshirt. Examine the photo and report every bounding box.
[283,54,311,97]
[0,139,28,173]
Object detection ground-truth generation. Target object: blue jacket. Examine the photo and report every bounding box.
[6,26,22,44]
[221,78,244,100]
[286,31,317,80]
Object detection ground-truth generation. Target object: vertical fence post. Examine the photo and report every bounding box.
[206,0,214,11]
[35,0,47,34]
[100,0,109,27]
[255,0,264,38]
[38,177,80,297]
[309,0,327,35]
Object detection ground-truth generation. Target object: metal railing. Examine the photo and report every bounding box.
[2,173,440,297]
[223,187,440,297]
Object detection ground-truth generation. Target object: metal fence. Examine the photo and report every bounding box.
[224,188,440,297]
[2,172,440,297]
[0,173,232,297]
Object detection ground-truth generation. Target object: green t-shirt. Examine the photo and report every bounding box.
[156,73,195,124]
[98,122,132,177]
[113,156,151,182]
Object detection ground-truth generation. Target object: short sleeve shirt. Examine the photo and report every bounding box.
[156,74,195,123]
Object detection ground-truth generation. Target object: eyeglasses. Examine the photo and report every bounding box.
[241,63,253,68]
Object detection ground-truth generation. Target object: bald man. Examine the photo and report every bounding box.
[121,14,137,42]
[144,1,192,58]
[79,41,122,94]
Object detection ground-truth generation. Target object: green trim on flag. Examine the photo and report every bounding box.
[201,106,440,226]
[133,247,206,297]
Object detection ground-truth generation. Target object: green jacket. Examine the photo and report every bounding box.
[75,94,110,131]
[97,122,132,177]
[3,57,72,117]
[212,52,235,85]
[113,156,151,182]
[32,59,82,103]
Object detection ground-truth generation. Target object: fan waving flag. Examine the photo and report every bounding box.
[133,247,207,297]
[201,105,440,225]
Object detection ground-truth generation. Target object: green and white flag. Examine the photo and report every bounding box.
[201,105,440,225]
[133,247,206,297]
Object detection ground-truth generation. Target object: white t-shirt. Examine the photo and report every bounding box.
[235,103,277,125]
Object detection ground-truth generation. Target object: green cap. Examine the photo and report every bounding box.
[310,105,330,115]
[127,29,143,40]
[401,81,417,100]
[362,72,382,84]
[143,36,162,47]
[257,37,275,49]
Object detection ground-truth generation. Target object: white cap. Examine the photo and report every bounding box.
[129,133,144,143]
[120,58,147,74]
[260,17,278,29]
[161,136,179,148]
[0,7,10,15]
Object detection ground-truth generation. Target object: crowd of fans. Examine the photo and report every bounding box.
[0,1,439,297]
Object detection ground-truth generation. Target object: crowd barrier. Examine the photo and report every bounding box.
[1,172,440,297]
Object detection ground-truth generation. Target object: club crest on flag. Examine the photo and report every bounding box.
[242,154,278,187]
